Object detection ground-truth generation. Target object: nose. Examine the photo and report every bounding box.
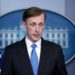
[35,25,39,32]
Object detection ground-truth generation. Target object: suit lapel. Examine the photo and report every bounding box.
[38,38,49,75]
[19,38,34,75]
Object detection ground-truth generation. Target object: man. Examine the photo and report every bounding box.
[1,7,68,75]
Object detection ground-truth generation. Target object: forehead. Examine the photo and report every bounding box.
[25,13,45,22]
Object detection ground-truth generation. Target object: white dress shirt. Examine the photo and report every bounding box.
[25,37,41,63]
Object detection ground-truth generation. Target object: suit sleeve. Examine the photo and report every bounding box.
[56,45,68,75]
[1,47,13,75]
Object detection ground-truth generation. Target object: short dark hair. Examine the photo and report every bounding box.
[23,7,45,21]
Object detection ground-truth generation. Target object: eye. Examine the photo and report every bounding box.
[39,23,44,26]
[30,22,36,26]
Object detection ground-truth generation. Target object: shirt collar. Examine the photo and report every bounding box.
[25,36,41,48]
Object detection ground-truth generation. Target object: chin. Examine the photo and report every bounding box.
[35,38,40,42]
[32,38,40,42]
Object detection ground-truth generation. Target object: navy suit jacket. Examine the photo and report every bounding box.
[1,38,68,75]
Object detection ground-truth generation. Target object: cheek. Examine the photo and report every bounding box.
[27,27,34,34]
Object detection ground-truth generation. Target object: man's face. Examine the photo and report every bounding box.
[24,13,45,42]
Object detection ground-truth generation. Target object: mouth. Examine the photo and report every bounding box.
[33,34,40,38]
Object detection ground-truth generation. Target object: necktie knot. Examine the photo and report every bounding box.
[31,44,37,49]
